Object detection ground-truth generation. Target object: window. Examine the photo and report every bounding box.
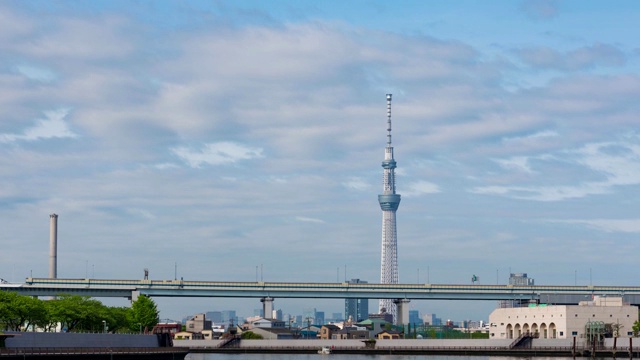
[572,331,578,336]
[560,331,564,336]
[575,314,578,317]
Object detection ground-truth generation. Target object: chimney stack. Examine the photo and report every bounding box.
[49,213,58,278]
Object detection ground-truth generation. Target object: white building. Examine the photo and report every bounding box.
[489,296,637,340]
[251,318,286,329]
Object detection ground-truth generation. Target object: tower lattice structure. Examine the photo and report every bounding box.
[378,94,401,322]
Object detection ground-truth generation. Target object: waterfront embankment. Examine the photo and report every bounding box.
[177,338,640,357]
[0,347,189,360]
[1,332,188,360]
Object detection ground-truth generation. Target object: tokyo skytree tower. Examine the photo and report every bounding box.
[378,94,401,321]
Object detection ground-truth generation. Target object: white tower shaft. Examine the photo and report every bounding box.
[378,94,401,322]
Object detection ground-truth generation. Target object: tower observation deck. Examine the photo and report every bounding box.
[378,94,401,322]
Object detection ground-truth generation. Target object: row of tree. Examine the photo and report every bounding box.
[0,291,159,333]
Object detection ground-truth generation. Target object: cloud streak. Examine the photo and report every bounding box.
[172,142,264,168]
[0,109,78,143]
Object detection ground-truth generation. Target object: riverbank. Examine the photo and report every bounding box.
[191,346,639,357]
[0,347,189,360]
[178,338,640,357]
[1,332,188,360]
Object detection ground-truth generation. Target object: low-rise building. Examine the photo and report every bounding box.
[250,327,295,340]
[186,314,212,333]
[320,324,340,340]
[333,326,369,340]
[376,330,402,339]
[489,296,638,340]
[252,318,286,329]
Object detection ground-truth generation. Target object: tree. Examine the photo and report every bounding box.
[106,306,131,333]
[0,291,22,331]
[128,295,158,333]
[632,321,640,337]
[240,331,263,339]
[48,294,106,332]
[0,291,48,331]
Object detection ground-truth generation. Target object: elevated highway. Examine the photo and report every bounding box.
[4,277,640,306]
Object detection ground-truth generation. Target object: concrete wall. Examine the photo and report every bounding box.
[174,339,224,348]
[175,338,640,350]
[5,332,160,348]
[175,338,515,349]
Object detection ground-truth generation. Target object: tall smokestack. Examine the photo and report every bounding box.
[49,213,58,279]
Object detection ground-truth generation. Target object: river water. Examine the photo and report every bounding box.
[187,355,585,360]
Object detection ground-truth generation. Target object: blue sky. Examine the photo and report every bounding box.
[1,0,640,322]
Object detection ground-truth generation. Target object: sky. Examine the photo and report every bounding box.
[1,0,640,323]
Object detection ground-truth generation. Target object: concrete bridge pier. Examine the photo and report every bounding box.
[394,298,410,325]
[261,296,274,318]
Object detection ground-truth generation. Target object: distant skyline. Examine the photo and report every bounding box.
[1,0,640,322]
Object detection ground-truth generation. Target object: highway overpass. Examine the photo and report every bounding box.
[3,277,640,306]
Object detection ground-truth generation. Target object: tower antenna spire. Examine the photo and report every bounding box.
[386,94,393,147]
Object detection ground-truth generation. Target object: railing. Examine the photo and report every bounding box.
[0,347,188,356]
[508,333,527,348]
[217,335,241,348]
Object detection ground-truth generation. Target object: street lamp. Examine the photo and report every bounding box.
[102,320,107,334]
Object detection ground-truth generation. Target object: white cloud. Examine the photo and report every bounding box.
[343,177,370,191]
[0,109,78,143]
[15,64,57,83]
[473,136,640,201]
[295,216,325,224]
[502,130,559,145]
[153,163,179,170]
[471,183,609,201]
[403,180,440,196]
[172,142,264,168]
[554,219,640,233]
[494,156,534,173]
[125,208,156,220]
[517,44,626,71]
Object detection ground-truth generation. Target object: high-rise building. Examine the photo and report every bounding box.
[423,313,441,326]
[378,94,401,322]
[509,273,534,285]
[409,310,422,325]
[206,311,223,324]
[303,308,316,324]
[345,279,369,322]
[221,310,237,325]
[498,273,536,308]
[330,312,343,322]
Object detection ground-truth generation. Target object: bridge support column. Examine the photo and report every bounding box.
[394,299,410,325]
[261,297,274,318]
[131,290,140,303]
